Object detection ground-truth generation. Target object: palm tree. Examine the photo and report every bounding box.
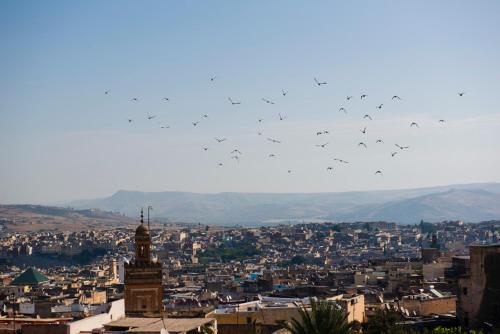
[279,298,355,334]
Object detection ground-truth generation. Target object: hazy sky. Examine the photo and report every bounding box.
[1,1,500,203]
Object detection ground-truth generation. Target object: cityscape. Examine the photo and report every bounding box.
[1,1,500,334]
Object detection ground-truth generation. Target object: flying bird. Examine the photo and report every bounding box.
[282,89,288,96]
[327,167,334,172]
[163,97,170,101]
[360,127,367,134]
[316,131,323,136]
[339,107,347,113]
[376,139,383,143]
[287,169,292,173]
[228,97,241,105]
[215,137,227,143]
[316,143,329,148]
[358,142,367,148]
[395,144,409,150]
[258,118,264,123]
[458,91,465,96]
[363,114,372,120]
[104,90,110,95]
[392,95,402,101]
[333,158,349,164]
[268,154,276,158]
[375,170,383,175]
[268,138,282,144]
[279,113,286,121]
[217,163,223,167]
[439,119,446,123]
[361,94,368,99]
[391,151,398,157]
[210,76,216,82]
[231,149,242,155]
[410,122,419,128]
[346,96,353,101]
[131,97,138,102]
[147,115,156,120]
[202,114,209,118]
[231,156,240,163]
[203,147,209,151]
[262,98,275,104]
[376,104,383,110]
[192,121,199,126]
[257,131,262,136]
[128,119,133,123]
[160,125,170,129]
[314,78,327,86]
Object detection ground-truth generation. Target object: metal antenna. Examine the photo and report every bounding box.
[147,205,153,231]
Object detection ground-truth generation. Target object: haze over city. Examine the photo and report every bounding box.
[1,1,500,204]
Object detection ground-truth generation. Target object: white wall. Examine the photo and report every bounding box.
[68,299,124,334]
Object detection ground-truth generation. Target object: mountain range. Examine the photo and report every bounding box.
[66,183,500,225]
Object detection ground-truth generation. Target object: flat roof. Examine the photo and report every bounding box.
[105,317,215,333]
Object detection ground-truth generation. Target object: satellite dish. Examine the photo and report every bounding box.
[160,329,169,334]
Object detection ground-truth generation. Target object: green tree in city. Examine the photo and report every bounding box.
[279,298,355,334]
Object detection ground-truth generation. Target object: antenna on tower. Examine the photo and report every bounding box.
[147,206,153,231]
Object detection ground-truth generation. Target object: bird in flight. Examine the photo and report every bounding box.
[279,113,286,121]
[163,97,170,101]
[160,124,170,129]
[257,131,262,136]
[202,114,209,118]
[262,98,275,104]
[395,144,409,150]
[346,96,353,101]
[228,97,241,105]
[316,143,329,148]
[458,91,465,96]
[375,170,383,175]
[376,104,383,110]
[327,167,334,172]
[392,95,402,101]
[282,89,288,96]
[217,163,223,167]
[268,154,276,158]
[358,142,367,148]
[314,78,327,86]
[104,90,110,95]
[316,131,323,136]
[333,158,349,164]
[439,119,446,123]
[203,147,209,151]
[391,151,398,157]
[231,156,240,163]
[214,137,227,143]
[363,114,372,120]
[131,97,138,102]
[361,94,368,99]
[268,138,282,144]
[210,76,216,82]
[360,127,367,134]
[376,139,383,143]
[287,169,292,174]
[410,122,419,128]
[147,115,156,120]
[231,149,242,155]
[339,107,347,113]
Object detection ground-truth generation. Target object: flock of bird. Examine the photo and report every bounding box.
[104,78,465,177]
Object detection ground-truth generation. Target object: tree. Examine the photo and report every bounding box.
[364,309,408,334]
[279,298,355,334]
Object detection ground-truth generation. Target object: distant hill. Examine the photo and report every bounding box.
[0,205,135,232]
[66,183,500,225]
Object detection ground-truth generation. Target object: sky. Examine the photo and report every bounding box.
[1,0,500,203]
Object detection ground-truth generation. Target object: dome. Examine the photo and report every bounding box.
[136,223,149,236]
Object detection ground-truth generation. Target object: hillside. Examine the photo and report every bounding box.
[0,205,135,232]
[66,183,500,225]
